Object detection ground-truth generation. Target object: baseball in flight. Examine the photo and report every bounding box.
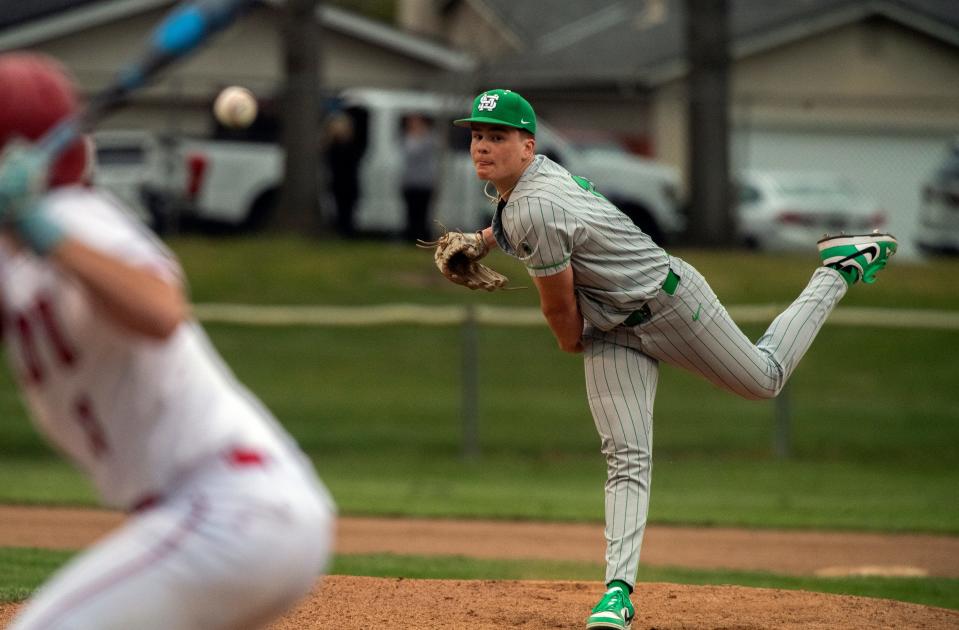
[213,85,258,128]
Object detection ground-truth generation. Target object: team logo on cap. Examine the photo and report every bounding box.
[478,94,500,111]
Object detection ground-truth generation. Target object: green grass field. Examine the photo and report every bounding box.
[1,237,957,607]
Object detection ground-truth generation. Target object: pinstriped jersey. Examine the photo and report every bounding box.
[492,154,670,330]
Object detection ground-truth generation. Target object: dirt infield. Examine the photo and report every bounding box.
[3,576,955,629]
[1,505,957,628]
[272,576,959,629]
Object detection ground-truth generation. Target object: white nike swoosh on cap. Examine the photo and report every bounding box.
[520,119,531,124]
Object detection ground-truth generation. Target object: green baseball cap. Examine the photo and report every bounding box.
[454,89,536,135]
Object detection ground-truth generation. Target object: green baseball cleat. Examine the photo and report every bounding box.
[586,586,634,629]
[817,231,898,286]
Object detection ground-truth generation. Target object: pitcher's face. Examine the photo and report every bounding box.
[469,123,535,187]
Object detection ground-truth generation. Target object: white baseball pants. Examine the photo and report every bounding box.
[583,256,847,586]
[9,453,335,630]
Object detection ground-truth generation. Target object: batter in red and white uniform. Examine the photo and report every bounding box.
[0,52,335,630]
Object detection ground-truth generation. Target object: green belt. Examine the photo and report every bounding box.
[623,268,680,327]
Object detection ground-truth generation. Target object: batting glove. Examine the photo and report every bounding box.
[0,140,66,255]
[0,139,49,219]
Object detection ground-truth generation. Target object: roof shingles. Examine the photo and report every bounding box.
[479,0,959,87]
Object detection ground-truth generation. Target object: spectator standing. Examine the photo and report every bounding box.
[326,111,362,238]
[401,113,438,242]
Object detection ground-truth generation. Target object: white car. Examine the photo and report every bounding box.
[535,129,684,244]
[735,170,886,251]
[916,138,959,255]
[92,130,187,232]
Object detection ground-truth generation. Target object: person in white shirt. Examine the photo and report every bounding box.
[0,51,335,630]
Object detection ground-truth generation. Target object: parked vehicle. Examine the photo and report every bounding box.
[177,137,283,230]
[92,128,282,232]
[91,130,185,229]
[916,137,959,255]
[734,170,886,251]
[92,88,685,242]
[527,121,683,243]
[337,88,685,241]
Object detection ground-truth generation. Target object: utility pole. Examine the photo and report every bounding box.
[277,0,323,232]
[684,0,734,246]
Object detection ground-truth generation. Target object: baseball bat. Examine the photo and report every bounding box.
[35,0,258,162]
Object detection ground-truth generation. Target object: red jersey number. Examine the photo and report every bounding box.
[10,295,108,458]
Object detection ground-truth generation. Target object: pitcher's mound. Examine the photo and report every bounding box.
[274,575,958,629]
[2,576,955,629]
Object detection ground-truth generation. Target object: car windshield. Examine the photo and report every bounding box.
[96,146,147,166]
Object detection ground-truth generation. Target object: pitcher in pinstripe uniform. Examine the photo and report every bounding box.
[454,89,897,630]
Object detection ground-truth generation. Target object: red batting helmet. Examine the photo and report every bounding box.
[0,52,88,187]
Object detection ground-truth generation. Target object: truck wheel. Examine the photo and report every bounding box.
[243,189,279,232]
[141,185,170,235]
[617,202,663,244]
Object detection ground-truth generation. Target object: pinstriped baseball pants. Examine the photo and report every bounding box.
[582,256,848,586]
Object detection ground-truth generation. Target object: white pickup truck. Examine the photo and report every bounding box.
[93,88,685,241]
[92,130,282,232]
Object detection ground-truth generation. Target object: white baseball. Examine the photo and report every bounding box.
[213,86,258,128]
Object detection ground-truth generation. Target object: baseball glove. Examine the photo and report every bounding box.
[417,229,509,291]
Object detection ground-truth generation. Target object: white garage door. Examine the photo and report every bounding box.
[733,127,954,260]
